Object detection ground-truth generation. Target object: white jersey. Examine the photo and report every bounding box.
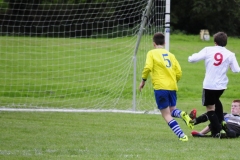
[188,46,240,89]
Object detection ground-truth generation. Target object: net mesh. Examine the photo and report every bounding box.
[0,0,166,113]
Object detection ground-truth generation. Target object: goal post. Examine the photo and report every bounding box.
[132,0,153,111]
[165,0,171,51]
[133,0,171,112]
[0,0,170,113]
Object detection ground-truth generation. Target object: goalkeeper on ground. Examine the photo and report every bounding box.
[190,99,240,138]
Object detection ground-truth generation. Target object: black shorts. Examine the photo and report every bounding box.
[227,123,240,136]
[202,89,224,106]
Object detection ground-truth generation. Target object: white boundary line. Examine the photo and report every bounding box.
[0,108,161,114]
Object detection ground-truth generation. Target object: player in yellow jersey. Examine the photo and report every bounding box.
[139,32,193,142]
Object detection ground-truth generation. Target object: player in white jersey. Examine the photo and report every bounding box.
[188,32,240,137]
[190,100,240,138]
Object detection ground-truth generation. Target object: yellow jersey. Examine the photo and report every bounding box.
[141,48,182,91]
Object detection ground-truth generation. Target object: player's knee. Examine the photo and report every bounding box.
[226,130,237,138]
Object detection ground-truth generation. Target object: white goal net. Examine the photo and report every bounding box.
[0,0,168,113]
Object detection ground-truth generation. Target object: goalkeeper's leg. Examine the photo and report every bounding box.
[190,111,208,125]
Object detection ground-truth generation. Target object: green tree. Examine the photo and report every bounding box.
[171,0,240,36]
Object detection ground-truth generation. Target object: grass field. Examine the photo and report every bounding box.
[0,34,239,110]
[1,112,240,160]
[1,34,240,159]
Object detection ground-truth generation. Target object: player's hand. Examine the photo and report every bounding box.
[139,81,145,92]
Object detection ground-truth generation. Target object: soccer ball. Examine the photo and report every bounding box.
[203,35,210,41]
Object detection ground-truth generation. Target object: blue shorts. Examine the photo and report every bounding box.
[154,90,177,110]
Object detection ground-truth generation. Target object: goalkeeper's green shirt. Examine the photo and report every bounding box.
[141,48,182,91]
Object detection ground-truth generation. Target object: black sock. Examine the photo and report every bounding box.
[195,113,208,125]
[207,111,221,135]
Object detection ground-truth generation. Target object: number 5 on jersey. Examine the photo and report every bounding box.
[162,54,171,68]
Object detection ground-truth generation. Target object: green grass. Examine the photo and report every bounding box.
[1,34,240,159]
[0,36,137,109]
[1,111,240,160]
[0,35,240,110]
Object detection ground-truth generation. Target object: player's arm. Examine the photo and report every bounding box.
[229,54,240,73]
[199,126,211,135]
[188,47,207,63]
[139,80,146,92]
[139,52,153,91]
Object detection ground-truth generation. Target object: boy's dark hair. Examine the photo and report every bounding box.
[153,32,165,45]
[213,32,227,47]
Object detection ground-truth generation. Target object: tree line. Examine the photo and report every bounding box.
[0,0,240,37]
[171,0,240,36]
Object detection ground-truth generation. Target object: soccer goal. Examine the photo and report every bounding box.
[0,0,170,113]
